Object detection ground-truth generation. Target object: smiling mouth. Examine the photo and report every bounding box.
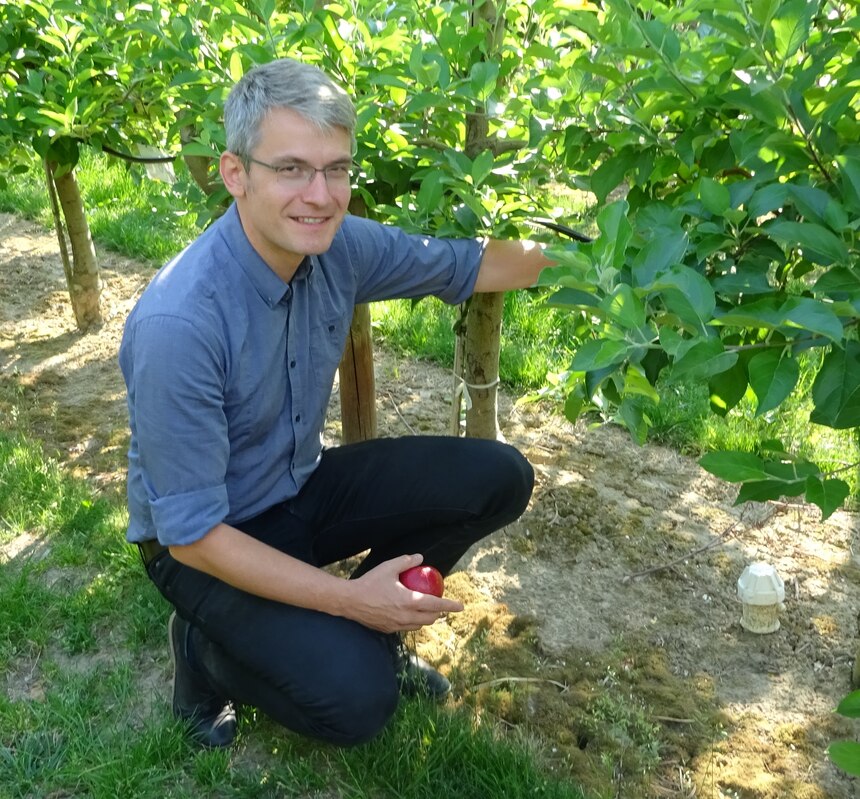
[294,216,328,224]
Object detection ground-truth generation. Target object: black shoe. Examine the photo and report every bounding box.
[168,612,237,748]
[395,639,451,701]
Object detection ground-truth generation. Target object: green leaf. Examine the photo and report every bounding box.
[764,460,818,483]
[547,288,601,310]
[699,177,731,215]
[470,61,499,100]
[709,357,748,415]
[813,267,860,299]
[669,339,738,383]
[836,156,860,212]
[789,185,847,230]
[748,183,790,218]
[623,364,660,403]
[771,0,813,61]
[631,230,689,287]
[618,397,647,445]
[416,170,445,213]
[585,365,618,400]
[811,341,860,429]
[765,220,850,266]
[829,741,860,777]
[782,298,844,342]
[368,74,410,90]
[594,201,632,271]
[652,265,715,322]
[640,18,681,60]
[564,391,583,424]
[570,339,631,372]
[748,350,800,416]
[805,477,849,521]
[735,478,806,504]
[661,289,707,335]
[471,150,494,185]
[181,141,220,158]
[591,149,636,205]
[699,451,768,483]
[228,51,244,82]
[657,327,685,358]
[406,93,440,115]
[836,690,860,719]
[714,297,843,342]
[538,248,593,287]
[601,284,646,329]
[712,263,773,297]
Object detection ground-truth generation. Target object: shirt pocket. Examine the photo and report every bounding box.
[307,310,351,399]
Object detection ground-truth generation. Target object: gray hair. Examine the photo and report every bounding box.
[224,59,356,162]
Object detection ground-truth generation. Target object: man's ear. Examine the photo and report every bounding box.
[220,151,247,198]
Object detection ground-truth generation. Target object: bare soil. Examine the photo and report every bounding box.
[2,211,860,798]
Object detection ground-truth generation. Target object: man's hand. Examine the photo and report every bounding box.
[473,238,557,293]
[170,526,463,633]
[343,554,464,633]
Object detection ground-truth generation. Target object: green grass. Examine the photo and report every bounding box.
[0,151,199,265]
[0,431,586,799]
[373,290,581,390]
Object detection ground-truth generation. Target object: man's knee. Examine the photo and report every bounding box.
[486,441,535,518]
[306,675,400,747]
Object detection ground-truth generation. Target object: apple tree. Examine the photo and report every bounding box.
[537,0,859,521]
[0,0,185,329]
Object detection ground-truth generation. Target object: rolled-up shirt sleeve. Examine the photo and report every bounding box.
[123,313,230,546]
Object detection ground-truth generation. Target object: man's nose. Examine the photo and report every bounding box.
[300,170,333,202]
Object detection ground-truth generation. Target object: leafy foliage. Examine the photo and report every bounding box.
[536,0,859,520]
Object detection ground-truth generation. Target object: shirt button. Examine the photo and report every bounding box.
[295,414,301,422]
[290,360,296,368]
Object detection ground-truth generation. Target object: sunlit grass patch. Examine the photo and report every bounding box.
[0,151,197,265]
[373,290,581,391]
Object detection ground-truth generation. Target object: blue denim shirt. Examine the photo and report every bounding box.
[119,204,484,546]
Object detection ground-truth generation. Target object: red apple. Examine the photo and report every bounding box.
[399,565,445,597]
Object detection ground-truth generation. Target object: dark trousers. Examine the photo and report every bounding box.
[144,435,534,746]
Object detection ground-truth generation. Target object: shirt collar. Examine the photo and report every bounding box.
[220,204,314,308]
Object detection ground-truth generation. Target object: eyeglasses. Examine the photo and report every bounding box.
[246,157,354,187]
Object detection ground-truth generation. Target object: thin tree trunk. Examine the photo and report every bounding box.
[458,3,506,440]
[44,159,73,293]
[338,195,377,443]
[338,303,377,443]
[449,305,468,435]
[47,162,101,331]
[463,291,504,440]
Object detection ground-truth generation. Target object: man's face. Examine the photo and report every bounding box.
[221,107,352,279]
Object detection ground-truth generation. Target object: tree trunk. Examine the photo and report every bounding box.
[48,162,101,331]
[457,13,506,440]
[337,195,377,443]
[338,303,377,444]
[463,291,504,440]
[180,126,219,197]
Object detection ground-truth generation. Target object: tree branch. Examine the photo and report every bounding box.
[100,144,177,164]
